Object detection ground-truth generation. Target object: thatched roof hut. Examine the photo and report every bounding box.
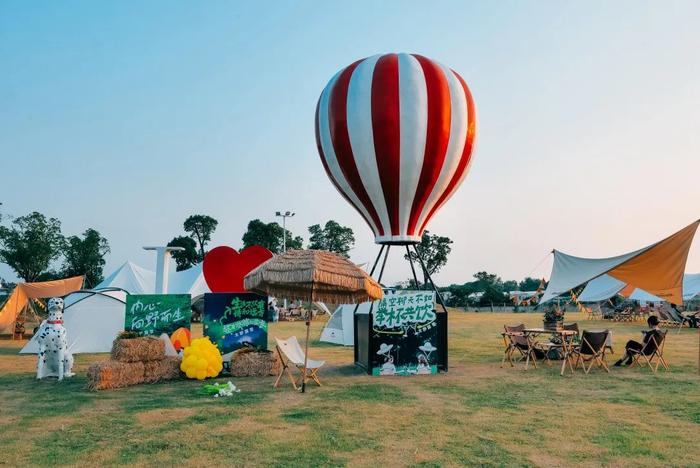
[243,249,383,304]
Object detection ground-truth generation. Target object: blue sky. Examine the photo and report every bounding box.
[1,1,699,285]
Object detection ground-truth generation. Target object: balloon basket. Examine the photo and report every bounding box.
[353,244,449,375]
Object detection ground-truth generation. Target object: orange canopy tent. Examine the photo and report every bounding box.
[0,276,84,332]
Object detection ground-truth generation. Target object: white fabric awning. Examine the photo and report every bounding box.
[540,248,645,304]
[577,275,626,302]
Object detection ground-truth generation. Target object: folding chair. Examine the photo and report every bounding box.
[666,308,690,334]
[501,330,545,369]
[656,309,680,331]
[629,330,669,373]
[501,324,525,367]
[571,330,610,374]
[538,322,578,362]
[274,336,325,390]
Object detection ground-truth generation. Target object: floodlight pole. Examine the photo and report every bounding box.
[275,211,295,310]
[275,210,295,253]
[143,246,185,294]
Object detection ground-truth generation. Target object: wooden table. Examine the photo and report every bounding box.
[522,328,578,376]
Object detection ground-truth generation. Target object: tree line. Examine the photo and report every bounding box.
[0,209,545,303]
[0,210,361,282]
[167,216,357,271]
[0,212,109,287]
[440,274,545,308]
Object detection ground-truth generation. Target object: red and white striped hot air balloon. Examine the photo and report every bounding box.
[315,53,476,245]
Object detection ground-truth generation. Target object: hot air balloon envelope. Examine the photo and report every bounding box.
[315,53,476,245]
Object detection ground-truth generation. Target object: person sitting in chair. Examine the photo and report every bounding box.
[614,315,662,366]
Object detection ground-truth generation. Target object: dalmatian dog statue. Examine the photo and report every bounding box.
[36,297,74,380]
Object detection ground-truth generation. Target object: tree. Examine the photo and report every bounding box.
[404,231,453,282]
[502,280,518,292]
[242,219,303,254]
[472,271,502,291]
[470,271,508,306]
[0,212,64,282]
[519,277,544,291]
[183,215,218,259]
[62,228,110,287]
[307,220,355,257]
[167,236,199,271]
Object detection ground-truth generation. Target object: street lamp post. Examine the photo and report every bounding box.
[275,211,295,311]
[275,211,295,253]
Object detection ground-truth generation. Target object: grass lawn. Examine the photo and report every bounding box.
[1,311,699,467]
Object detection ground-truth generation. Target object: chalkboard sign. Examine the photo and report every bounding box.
[125,294,192,337]
[370,290,439,376]
[203,292,268,354]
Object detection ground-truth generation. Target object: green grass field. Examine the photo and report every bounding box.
[1,311,699,467]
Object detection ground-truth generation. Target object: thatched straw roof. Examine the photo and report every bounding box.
[243,249,383,304]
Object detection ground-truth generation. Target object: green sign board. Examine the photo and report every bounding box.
[370,290,439,376]
[125,294,192,337]
[203,293,268,354]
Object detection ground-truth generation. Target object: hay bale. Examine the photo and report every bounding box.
[111,337,165,362]
[87,361,145,390]
[143,357,182,383]
[230,350,280,377]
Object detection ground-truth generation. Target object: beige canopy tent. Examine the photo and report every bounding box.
[540,220,699,305]
[0,276,84,332]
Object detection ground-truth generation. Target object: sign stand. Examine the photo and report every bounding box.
[354,244,449,374]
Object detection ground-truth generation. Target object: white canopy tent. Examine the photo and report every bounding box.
[320,302,372,346]
[20,262,210,354]
[540,220,699,304]
[21,289,127,354]
[96,261,210,297]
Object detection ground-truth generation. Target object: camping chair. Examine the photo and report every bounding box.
[614,307,633,322]
[274,337,325,390]
[656,310,674,327]
[562,322,579,338]
[629,330,669,373]
[501,324,525,367]
[665,308,690,333]
[12,320,26,340]
[594,304,603,320]
[501,329,546,370]
[539,322,579,361]
[571,330,611,374]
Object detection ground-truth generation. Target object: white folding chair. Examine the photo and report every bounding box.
[274,337,325,390]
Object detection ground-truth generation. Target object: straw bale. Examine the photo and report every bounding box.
[230,350,280,377]
[87,361,145,390]
[143,357,182,383]
[111,337,165,362]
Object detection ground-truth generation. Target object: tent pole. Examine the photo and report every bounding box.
[302,283,314,394]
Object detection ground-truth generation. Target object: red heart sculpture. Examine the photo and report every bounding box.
[203,245,273,293]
